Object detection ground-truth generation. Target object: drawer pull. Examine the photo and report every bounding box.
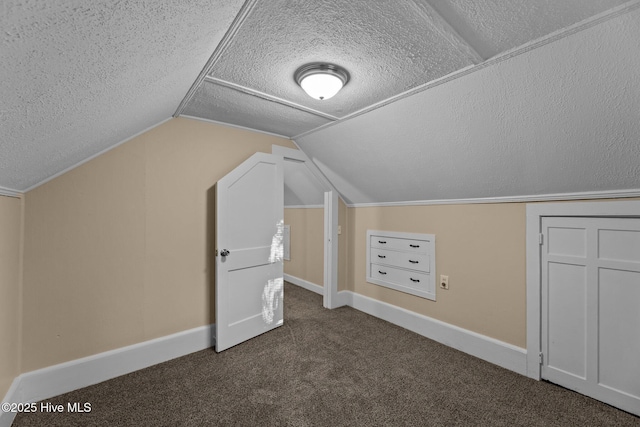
[378,240,387,244]
[378,270,387,275]
[409,244,420,248]
[410,278,420,283]
[378,255,386,259]
[409,260,419,264]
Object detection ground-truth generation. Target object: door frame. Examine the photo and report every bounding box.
[525,200,640,379]
[272,145,342,308]
[323,190,339,308]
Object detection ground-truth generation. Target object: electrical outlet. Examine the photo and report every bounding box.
[440,275,449,290]
[338,225,342,235]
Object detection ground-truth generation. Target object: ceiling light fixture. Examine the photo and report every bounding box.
[294,63,349,101]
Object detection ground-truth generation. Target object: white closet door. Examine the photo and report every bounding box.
[541,216,640,415]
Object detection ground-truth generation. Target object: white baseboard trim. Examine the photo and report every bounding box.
[2,291,527,427]
[335,290,353,308]
[347,291,528,376]
[284,274,323,295]
[1,377,22,427]
[284,284,525,375]
[1,324,214,426]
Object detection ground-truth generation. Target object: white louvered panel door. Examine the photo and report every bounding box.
[541,217,640,416]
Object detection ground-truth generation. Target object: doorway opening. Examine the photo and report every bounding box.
[273,145,341,309]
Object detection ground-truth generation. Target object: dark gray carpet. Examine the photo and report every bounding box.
[14,283,640,426]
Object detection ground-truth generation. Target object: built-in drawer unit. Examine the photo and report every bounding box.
[370,236,427,253]
[366,230,436,300]
[370,248,430,272]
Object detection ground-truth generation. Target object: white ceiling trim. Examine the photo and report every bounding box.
[0,186,22,198]
[285,205,324,209]
[173,0,260,117]
[293,0,640,141]
[408,0,484,63]
[204,76,339,121]
[182,115,290,139]
[22,118,173,193]
[345,189,640,208]
[485,0,640,64]
[274,143,348,206]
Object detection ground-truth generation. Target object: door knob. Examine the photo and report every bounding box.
[220,249,230,257]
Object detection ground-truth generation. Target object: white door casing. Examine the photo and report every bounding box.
[272,145,342,308]
[324,190,339,309]
[539,215,640,415]
[215,152,284,352]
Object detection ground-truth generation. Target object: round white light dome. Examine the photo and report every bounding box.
[294,63,350,101]
[299,73,344,100]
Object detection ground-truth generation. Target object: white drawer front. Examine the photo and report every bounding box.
[370,248,430,273]
[370,264,431,292]
[366,230,436,300]
[370,235,427,254]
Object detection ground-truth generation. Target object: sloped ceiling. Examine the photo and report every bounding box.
[1,0,246,192]
[2,0,639,203]
[180,0,629,138]
[297,5,640,204]
[282,159,326,207]
[296,5,640,204]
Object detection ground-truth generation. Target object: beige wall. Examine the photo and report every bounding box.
[347,203,526,348]
[17,110,635,376]
[284,208,324,286]
[283,198,349,291]
[0,195,23,399]
[22,117,295,372]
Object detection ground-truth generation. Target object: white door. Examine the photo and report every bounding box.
[541,216,640,415]
[215,152,284,352]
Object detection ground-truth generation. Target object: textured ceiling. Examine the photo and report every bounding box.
[1,0,637,199]
[1,0,245,192]
[180,0,628,138]
[297,5,640,204]
[282,160,326,207]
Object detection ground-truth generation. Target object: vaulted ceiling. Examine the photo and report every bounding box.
[179,0,630,138]
[2,1,639,201]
